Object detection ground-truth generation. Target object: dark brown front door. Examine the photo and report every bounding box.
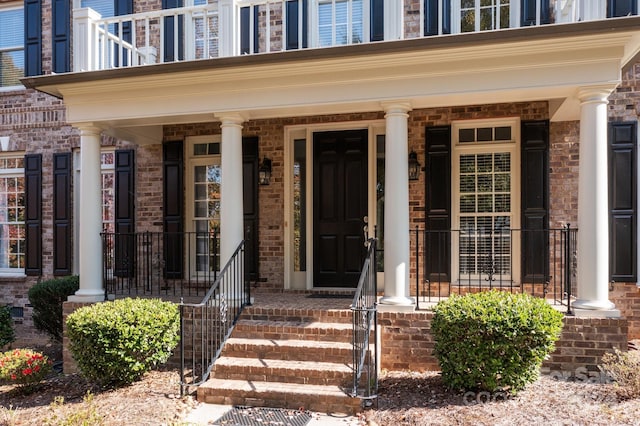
[313,129,368,287]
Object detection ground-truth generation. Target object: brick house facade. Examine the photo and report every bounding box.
[1,0,640,366]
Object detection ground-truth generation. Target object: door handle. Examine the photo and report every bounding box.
[363,216,369,245]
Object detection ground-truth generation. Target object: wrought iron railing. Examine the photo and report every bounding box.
[350,238,378,403]
[411,226,577,313]
[179,240,250,395]
[101,231,220,299]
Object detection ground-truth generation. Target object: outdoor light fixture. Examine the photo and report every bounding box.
[259,156,272,185]
[408,151,421,181]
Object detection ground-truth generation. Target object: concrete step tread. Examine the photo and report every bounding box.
[235,319,353,330]
[215,356,353,372]
[225,337,353,351]
[200,378,353,398]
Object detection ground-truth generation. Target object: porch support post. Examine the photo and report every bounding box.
[380,101,414,306]
[68,125,104,303]
[573,85,616,311]
[219,113,245,266]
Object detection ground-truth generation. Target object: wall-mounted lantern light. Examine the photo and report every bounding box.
[259,157,272,185]
[408,151,421,181]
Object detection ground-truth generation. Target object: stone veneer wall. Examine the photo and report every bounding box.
[379,311,628,374]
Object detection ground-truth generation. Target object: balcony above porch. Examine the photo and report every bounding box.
[70,0,639,73]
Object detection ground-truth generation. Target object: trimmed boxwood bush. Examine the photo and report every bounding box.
[432,291,564,394]
[66,298,180,386]
[0,305,15,348]
[28,276,79,342]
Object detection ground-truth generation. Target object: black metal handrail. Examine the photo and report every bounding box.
[350,238,378,403]
[412,225,577,313]
[101,231,220,298]
[179,240,250,395]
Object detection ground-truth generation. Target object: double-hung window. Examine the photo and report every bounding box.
[452,119,520,284]
[456,0,512,33]
[317,0,365,46]
[0,156,25,273]
[0,4,24,88]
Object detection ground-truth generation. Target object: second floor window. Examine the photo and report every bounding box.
[458,0,511,33]
[0,5,24,88]
[318,0,364,46]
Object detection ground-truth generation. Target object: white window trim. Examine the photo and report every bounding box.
[0,153,26,276]
[185,135,222,277]
[451,117,521,285]
[0,3,25,91]
[309,0,370,48]
[283,120,384,290]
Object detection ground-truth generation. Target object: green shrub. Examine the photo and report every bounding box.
[0,306,15,348]
[0,349,52,391]
[601,348,640,399]
[28,276,79,342]
[66,298,180,386]
[431,291,564,394]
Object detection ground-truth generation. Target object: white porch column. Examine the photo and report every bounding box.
[68,125,104,302]
[219,113,245,265]
[572,86,616,311]
[380,102,414,306]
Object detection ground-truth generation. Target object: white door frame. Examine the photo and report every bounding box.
[284,120,385,290]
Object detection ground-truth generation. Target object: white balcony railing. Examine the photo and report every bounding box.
[72,0,633,72]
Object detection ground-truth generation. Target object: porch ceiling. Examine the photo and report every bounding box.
[23,17,640,137]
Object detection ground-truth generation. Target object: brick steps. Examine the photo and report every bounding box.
[223,337,352,361]
[197,308,362,414]
[198,378,361,415]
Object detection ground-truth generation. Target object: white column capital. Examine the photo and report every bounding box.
[381,101,412,115]
[75,123,103,137]
[217,112,248,127]
[577,85,617,104]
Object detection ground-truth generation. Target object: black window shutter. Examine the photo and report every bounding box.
[425,126,451,281]
[243,137,259,281]
[609,122,637,282]
[52,0,70,73]
[24,0,42,76]
[162,0,184,62]
[285,0,308,50]
[370,0,383,41]
[53,153,72,275]
[114,150,135,277]
[608,0,637,17]
[25,154,42,275]
[114,0,134,66]
[424,0,451,36]
[521,0,550,26]
[163,142,184,279]
[521,120,549,283]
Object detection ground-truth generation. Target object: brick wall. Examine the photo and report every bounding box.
[379,311,628,374]
[610,282,640,340]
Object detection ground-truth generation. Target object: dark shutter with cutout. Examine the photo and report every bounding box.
[370,0,384,41]
[521,120,549,283]
[521,0,550,26]
[25,0,42,76]
[240,6,260,54]
[163,142,184,279]
[162,0,184,62]
[609,122,637,282]
[53,153,72,275]
[608,0,637,17]
[243,137,259,281]
[424,0,451,36]
[285,0,308,50]
[52,0,70,73]
[114,150,135,277]
[425,126,451,281]
[25,154,42,275]
[115,0,134,66]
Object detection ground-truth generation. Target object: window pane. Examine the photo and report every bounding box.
[294,139,307,271]
[0,8,25,87]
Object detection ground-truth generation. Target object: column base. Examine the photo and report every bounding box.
[68,290,105,303]
[379,295,415,308]
[571,298,615,311]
